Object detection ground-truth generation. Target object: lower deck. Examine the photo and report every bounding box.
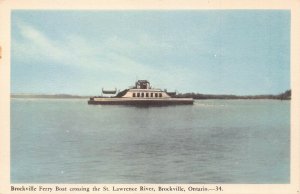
[88,97,193,106]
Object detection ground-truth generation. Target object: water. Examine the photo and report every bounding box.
[11,99,290,183]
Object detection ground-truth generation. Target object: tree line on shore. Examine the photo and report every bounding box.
[11,90,291,100]
[175,90,291,100]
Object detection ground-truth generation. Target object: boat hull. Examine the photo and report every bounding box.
[88,97,193,106]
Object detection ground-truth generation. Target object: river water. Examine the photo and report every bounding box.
[11,99,290,183]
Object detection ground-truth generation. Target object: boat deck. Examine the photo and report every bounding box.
[88,97,193,106]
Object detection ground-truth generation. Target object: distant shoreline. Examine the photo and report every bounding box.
[11,94,90,99]
[175,89,291,100]
[11,90,291,100]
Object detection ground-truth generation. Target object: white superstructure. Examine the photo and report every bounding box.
[122,80,170,98]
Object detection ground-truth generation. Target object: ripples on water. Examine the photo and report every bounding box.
[11,99,290,183]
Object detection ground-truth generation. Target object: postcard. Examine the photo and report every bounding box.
[0,0,299,194]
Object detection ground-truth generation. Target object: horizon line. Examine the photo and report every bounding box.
[10,89,291,97]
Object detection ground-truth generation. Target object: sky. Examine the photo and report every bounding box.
[11,10,290,95]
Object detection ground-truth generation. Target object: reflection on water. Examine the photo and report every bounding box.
[11,99,290,183]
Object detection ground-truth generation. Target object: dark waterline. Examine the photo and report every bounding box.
[11,99,290,183]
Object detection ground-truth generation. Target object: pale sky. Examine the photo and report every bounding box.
[11,11,290,95]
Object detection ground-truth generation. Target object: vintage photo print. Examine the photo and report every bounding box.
[0,0,299,194]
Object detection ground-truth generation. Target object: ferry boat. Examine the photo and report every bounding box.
[88,80,193,106]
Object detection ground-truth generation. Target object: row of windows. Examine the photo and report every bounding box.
[132,92,163,98]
